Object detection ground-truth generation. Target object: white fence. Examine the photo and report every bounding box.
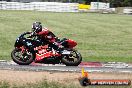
[90,2,110,10]
[0,1,79,12]
[123,8,132,14]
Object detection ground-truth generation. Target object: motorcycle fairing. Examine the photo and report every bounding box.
[66,39,77,48]
[35,45,60,61]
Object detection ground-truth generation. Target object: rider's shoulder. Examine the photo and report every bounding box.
[42,27,49,31]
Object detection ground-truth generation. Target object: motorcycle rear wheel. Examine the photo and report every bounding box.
[11,48,34,65]
[61,49,82,66]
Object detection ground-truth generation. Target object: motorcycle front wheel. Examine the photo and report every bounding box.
[61,49,82,66]
[11,48,34,65]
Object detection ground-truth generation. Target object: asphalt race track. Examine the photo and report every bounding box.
[0,60,132,73]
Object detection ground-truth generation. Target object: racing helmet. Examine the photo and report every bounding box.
[32,22,42,33]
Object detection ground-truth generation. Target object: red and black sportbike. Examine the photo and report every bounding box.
[11,32,82,66]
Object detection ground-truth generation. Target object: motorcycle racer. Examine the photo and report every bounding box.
[31,22,63,52]
[11,22,82,65]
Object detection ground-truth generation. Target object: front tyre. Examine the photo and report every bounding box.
[61,49,82,66]
[11,48,34,65]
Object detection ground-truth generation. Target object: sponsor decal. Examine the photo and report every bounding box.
[27,42,32,46]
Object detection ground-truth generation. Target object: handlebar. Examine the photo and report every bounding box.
[20,32,31,36]
[19,31,38,39]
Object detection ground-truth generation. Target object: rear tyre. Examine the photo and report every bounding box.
[11,48,34,65]
[61,49,82,66]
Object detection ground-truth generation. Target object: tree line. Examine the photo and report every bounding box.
[108,0,132,7]
[81,0,132,7]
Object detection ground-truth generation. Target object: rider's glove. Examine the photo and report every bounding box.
[27,32,37,38]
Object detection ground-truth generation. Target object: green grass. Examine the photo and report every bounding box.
[1,81,132,88]
[0,80,131,88]
[0,10,132,62]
